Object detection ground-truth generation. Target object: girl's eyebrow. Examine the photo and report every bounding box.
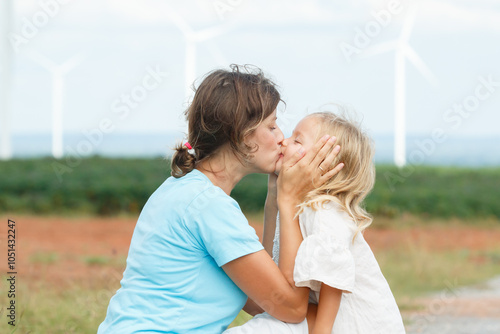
[294,130,304,138]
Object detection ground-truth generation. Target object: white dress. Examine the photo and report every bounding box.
[225,202,406,334]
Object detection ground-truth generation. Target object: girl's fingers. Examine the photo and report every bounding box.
[284,147,306,168]
[311,136,337,168]
[320,162,344,183]
[300,135,331,166]
[319,145,340,171]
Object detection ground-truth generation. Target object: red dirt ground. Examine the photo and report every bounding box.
[1,215,500,289]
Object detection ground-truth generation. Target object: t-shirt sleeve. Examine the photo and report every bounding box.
[189,188,264,267]
[293,207,356,293]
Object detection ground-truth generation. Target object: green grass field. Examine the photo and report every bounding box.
[1,157,499,219]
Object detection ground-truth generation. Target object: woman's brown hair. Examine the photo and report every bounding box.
[171,64,281,178]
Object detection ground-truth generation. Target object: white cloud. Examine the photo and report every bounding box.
[417,0,500,32]
[12,0,500,33]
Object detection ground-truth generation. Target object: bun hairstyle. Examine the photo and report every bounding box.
[171,64,281,178]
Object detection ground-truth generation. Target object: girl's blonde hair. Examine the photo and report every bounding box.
[297,110,375,240]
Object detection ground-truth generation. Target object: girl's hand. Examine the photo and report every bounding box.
[277,135,343,207]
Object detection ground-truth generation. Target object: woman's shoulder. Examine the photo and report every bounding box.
[154,170,243,224]
[170,169,238,206]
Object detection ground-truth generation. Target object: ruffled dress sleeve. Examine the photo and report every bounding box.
[293,205,356,293]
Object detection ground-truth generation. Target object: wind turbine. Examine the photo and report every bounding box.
[163,4,230,103]
[0,0,14,160]
[363,5,438,167]
[28,52,84,159]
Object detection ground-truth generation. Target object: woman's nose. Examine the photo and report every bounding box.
[281,137,289,147]
[276,126,285,144]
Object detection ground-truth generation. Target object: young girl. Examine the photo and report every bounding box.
[225,112,406,333]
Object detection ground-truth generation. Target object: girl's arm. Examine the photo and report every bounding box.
[223,135,342,323]
[306,303,318,333]
[262,173,278,257]
[276,135,342,296]
[310,283,342,334]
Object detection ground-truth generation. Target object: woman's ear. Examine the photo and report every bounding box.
[241,132,258,155]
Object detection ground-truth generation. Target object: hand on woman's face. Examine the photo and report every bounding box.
[274,116,320,174]
[245,111,285,174]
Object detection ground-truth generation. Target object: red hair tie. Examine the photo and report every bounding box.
[185,142,192,150]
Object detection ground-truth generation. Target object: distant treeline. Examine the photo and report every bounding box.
[1,157,498,219]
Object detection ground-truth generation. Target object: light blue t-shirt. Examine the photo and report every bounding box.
[98,169,264,334]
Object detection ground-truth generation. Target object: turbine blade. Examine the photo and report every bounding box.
[405,46,439,87]
[400,4,418,43]
[59,54,85,75]
[28,51,57,70]
[194,25,230,42]
[360,40,398,59]
[163,3,193,37]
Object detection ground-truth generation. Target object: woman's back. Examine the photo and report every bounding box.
[98,169,263,334]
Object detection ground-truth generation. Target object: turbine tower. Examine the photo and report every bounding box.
[363,5,438,167]
[0,0,14,160]
[29,53,84,158]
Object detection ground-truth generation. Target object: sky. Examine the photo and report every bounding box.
[1,0,500,146]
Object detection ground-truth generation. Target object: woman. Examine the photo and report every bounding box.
[97,65,342,333]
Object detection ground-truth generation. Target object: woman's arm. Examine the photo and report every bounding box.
[223,249,309,322]
[310,284,342,334]
[236,196,309,322]
[262,173,278,257]
[242,297,265,316]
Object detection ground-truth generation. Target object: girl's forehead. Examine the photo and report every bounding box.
[294,116,320,135]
